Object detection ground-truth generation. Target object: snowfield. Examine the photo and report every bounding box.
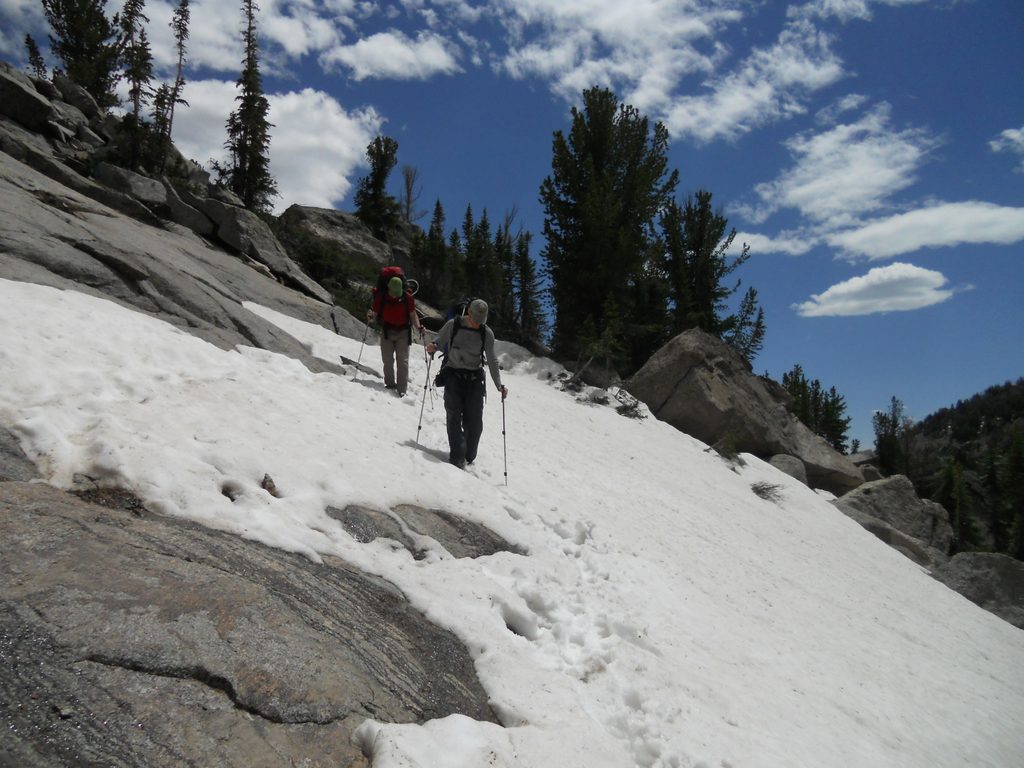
[1,278,1022,767]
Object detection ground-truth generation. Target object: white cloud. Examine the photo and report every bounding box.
[827,201,1024,260]
[990,126,1024,173]
[791,0,929,23]
[0,0,45,59]
[495,0,737,117]
[171,79,383,215]
[319,29,462,80]
[662,18,845,143]
[739,103,936,226]
[733,230,815,256]
[792,262,957,317]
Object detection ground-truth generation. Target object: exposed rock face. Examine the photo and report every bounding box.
[933,553,1024,630]
[628,329,864,495]
[0,62,332,307]
[0,480,501,767]
[769,454,808,485]
[0,63,58,132]
[832,475,954,557]
[277,205,391,273]
[330,504,526,560]
[0,150,341,372]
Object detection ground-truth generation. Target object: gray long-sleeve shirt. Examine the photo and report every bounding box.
[433,318,503,390]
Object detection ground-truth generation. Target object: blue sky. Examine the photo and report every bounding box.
[2,0,1022,447]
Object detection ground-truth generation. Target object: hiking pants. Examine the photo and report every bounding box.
[380,327,411,394]
[444,369,486,466]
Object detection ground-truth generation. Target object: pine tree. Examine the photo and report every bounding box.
[222,0,277,213]
[42,0,121,108]
[540,86,678,366]
[161,0,190,170]
[661,191,758,337]
[782,364,851,452]
[24,34,48,79]
[723,287,766,364]
[1004,429,1024,559]
[873,396,907,476]
[354,135,400,240]
[935,459,980,553]
[118,0,153,168]
[513,232,546,350]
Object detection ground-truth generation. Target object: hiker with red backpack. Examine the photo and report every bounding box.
[367,267,423,397]
[426,299,508,469]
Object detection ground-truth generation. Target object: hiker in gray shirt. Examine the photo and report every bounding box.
[426,299,508,469]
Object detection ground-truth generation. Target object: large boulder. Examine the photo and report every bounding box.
[199,197,333,304]
[0,63,59,133]
[52,72,101,120]
[933,552,1024,630]
[628,329,864,495]
[93,161,168,210]
[831,474,954,555]
[277,204,391,273]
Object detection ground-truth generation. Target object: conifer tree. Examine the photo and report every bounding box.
[354,135,400,240]
[1004,429,1024,559]
[935,459,980,553]
[782,364,851,452]
[873,396,908,476]
[222,0,277,213]
[723,287,766,364]
[41,0,121,107]
[513,232,547,350]
[540,86,678,365]
[118,0,152,168]
[420,200,451,299]
[148,0,189,172]
[24,34,48,79]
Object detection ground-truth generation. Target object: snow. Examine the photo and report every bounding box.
[1,277,1022,767]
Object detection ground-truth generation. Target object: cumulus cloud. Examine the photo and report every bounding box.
[738,103,936,226]
[495,0,736,116]
[733,230,815,256]
[792,262,957,317]
[172,80,383,215]
[827,202,1024,260]
[666,18,846,143]
[319,29,461,80]
[0,0,45,58]
[990,126,1024,173]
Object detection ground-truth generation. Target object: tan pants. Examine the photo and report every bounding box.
[380,327,411,394]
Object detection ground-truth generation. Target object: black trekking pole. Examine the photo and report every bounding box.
[501,394,508,486]
[415,355,433,447]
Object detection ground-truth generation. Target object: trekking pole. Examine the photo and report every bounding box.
[355,320,370,367]
[501,394,508,486]
[415,355,433,447]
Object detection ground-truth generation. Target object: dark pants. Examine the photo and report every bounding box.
[443,369,485,466]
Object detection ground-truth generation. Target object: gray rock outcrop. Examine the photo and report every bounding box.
[0,480,500,767]
[0,62,334,309]
[0,149,343,372]
[276,204,391,273]
[628,329,864,495]
[832,474,954,558]
[933,552,1024,630]
[0,63,59,132]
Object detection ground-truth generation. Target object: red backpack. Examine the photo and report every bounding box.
[371,266,416,330]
